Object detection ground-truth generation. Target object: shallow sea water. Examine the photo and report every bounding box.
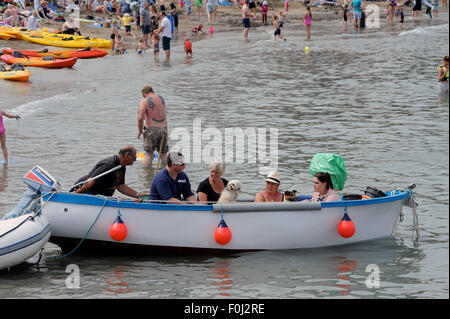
[0,15,448,299]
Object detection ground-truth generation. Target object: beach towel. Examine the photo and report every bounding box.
[49,3,65,13]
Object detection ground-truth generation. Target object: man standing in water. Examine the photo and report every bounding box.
[137,85,169,167]
[155,11,173,60]
[241,0,256,40]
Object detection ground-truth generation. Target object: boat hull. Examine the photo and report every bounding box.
[0,214,51,270]
[41,191,409,253]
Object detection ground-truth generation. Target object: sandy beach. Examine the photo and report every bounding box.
[32,1,435,43]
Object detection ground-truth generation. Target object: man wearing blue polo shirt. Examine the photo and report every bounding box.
[150,152,199,204]
[351,0,363,29]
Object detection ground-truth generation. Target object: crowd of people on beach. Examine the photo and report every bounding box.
[2,0,449,51]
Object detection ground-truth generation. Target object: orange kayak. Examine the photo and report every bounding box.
[2,48,108,59]
[0,54,77,68]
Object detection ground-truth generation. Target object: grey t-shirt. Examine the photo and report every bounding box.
[140,7,151,25]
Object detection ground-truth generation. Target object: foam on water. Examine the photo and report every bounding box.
[399,23,449,36]
[9,90,92,117]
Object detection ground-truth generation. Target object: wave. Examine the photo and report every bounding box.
[399,23,449,36]
[10,90,92,117]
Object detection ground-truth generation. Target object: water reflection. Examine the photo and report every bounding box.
[334,259,358,296]
[104,267,133,296]
[212,260,233,297]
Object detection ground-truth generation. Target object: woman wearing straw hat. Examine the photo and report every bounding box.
[254,171,284,202]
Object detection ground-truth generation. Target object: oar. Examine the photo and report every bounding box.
[69,165,122,191]
[153,132,166,175]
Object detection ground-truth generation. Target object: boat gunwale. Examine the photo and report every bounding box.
[41,190,410,212]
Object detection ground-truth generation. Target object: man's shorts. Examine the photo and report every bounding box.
[125,25,131,33]
[242,18,250,29]
[143,126,169,153]
[142,24,151,34]
[162,36,171,51]
[354,11,362,19]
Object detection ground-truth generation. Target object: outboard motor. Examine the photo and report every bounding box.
[2,166,61,220]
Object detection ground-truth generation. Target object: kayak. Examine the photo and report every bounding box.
[11,27,112,49]
[20,33,100,49]
[0,27,21,39]
[0,68,31,82]
[50,35,112,49]
[2,48,108,59]
[0,54,77,68]
[0,32,14,40]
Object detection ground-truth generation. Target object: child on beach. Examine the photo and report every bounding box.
[121,12,135,42]
[432,0,439,17]
[284,0,289,18]
[151,32,160,59]
[185,0,192,20]
[160,0,167,12]
[170,1,179,33]
[278,11,285,29]
[342,3,348,26]
[136,37,146,55]
[272,14,286,42]
[261,0,268,25]
[192,24,203,36]
[184,37,193,57]
[115,34,126,55]
[398,4,405,27]
[0,108,20,164]
[110,19,120,52]
[304,5,311,40]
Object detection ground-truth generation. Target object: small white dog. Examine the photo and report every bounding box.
[217,180,242,204]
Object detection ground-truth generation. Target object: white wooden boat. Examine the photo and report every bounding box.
[39,189,414,253]
[4,166,418,254]
[0,213,51,270]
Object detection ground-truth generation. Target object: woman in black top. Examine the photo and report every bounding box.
[197,161,228,204]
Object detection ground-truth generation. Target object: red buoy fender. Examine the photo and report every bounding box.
[338,212,355,238]
[214,219,232,245]
[110,215,128,241]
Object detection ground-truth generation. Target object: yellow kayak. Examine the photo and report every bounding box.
[0,65,31,82]
[16,28,112,49]
[21,33,101,49]
[0,27,21,39]
[0,32,15,40]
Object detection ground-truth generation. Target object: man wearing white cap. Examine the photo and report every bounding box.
[254,171,284,202]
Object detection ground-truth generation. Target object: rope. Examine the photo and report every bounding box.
[52,195,108,259]
[408,189,420,246]
[0,215,34,239]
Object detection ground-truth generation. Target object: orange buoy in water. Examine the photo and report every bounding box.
[110,215,128,241]
[214,219,232,245]
[338,212,355,238]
